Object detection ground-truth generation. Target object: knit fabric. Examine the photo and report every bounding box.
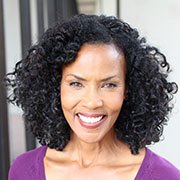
[8,146,180,180]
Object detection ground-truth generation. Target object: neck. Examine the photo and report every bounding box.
[65,130,128,167]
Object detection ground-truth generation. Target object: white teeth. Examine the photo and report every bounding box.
[78,114,103,123]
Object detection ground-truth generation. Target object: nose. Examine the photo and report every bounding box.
[82,87,104,109]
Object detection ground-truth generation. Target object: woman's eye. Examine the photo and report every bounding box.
[102,83,117,89]
[69,82,83,87]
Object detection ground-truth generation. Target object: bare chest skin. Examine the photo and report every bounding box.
[44,163,139,180]
[44,147,145,180]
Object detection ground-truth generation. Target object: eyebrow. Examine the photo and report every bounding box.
[65,74,120,82]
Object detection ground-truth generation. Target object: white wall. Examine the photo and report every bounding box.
[3,0,26,162]
[96,0,117,16]
[120,0,180,168]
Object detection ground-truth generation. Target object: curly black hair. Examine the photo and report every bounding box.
[5,14,178,154]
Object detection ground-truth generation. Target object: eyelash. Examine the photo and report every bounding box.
[102,83,117,89]
[69,81,83,87]
[69,81,117,89]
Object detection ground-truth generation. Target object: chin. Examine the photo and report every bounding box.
[74,130,110,144]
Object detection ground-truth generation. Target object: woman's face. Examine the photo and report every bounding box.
[60,43,126,143]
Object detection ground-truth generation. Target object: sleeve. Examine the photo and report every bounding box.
[8,147,45,180]
[8,165,19,180]
[8,154,31,180]
[150,151,180,180]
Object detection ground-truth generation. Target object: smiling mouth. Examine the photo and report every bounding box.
[76,113,107,128]
[78,114,104,123]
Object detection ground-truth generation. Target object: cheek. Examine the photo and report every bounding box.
[60,85,80,111]
[106,91,125,114]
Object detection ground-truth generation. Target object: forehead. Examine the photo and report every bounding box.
[62,43,126,77]
[78,42,123,56]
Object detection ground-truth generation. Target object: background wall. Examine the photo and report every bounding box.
[3,0,26,163]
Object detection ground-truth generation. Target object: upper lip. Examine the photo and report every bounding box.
[77,112,106,118]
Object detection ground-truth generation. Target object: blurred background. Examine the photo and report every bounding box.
[0,0,180,179]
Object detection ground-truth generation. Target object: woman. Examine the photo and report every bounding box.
[7,14,180,179]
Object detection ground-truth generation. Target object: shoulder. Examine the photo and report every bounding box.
[8,146,47,180]
[137,148,180,180]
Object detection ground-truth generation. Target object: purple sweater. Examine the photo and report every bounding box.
[8,146,180,180]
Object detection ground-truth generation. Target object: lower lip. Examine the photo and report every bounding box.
[77,115,107,129]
